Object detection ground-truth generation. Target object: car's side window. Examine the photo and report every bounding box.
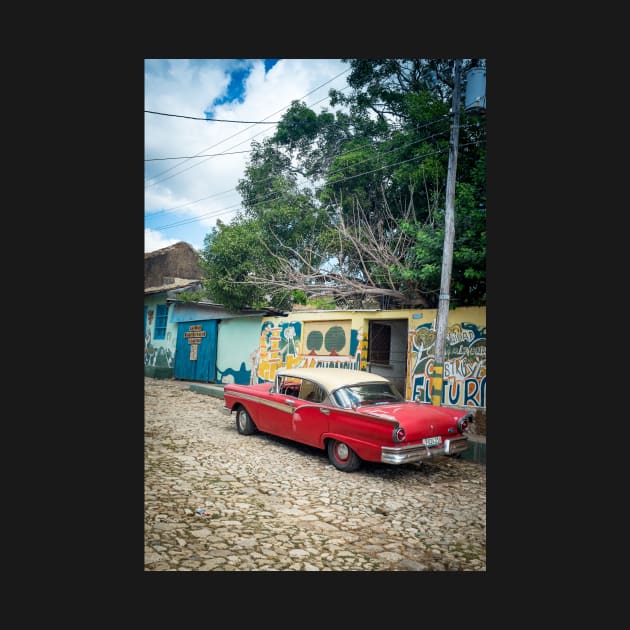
[277,376,326,403]
[278,376,301,397]
[333,387,359,408]
[299,380,324,403]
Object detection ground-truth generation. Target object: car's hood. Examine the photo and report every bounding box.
[359,402,468,440]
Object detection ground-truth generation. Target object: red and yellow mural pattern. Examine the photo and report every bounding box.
[255,313,486,409]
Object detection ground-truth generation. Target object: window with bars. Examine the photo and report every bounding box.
[369,322,391,365]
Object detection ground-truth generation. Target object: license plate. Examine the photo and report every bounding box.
[422,436,442,447]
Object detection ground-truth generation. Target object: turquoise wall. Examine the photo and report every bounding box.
[216,317,262,385]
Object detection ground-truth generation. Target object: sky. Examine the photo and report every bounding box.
[144,59,352,253]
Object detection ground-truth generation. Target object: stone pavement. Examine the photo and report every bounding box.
[144,377,486,571]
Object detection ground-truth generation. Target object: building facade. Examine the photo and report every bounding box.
[254,306,486,410]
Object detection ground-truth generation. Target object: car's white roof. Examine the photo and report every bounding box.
[276,367,389,391]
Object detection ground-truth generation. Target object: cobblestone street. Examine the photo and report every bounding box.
[144,377,486,571]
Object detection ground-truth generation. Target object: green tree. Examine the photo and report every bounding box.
[199,220,269,310]
[201,58,486,310]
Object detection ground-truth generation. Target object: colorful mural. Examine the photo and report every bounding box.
[143,296,177,370]
[217,362,251,385]
[256,309,486,409]
[256,320,362,383]
[144,336,174,369]
[409,322,486,407]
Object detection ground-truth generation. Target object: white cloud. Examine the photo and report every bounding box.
[144,59,350,253]
[144,228,181,254]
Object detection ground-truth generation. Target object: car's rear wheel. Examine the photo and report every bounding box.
[236,407,257,435]
[327,439,361,472]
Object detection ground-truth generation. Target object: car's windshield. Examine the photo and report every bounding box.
[333,382,404,408]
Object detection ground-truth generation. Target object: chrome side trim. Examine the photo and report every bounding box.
[381,437,469,464]
[225,391,294,414]
[362,411,397,423]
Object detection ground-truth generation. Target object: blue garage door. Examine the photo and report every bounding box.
[174,320,218,382]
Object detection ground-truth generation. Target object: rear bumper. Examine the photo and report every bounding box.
[221,405,232,416]
[380,436,469,464]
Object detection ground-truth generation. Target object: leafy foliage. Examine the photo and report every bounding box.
[199,220,269,310]
[200,58,486,310]
[175,290,206,303]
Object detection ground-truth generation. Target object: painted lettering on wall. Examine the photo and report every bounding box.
[409,322,486,407]
[255,317,486,409]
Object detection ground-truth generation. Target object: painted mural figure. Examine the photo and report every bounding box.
[144,330,153,366]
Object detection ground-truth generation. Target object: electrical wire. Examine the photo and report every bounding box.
[145,150,250,162]
[149,140,482,232]
[145,67,351,188]
[145,188,237,219]
[145,110,279,123]
[145,119,458,224]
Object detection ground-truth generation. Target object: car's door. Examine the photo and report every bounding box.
[288,401,330,448]
[256,385,297,438]
[282,380,329,447]
[254,375,303,439]
[262,377,328,445]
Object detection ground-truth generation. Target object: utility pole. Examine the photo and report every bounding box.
[431,59,462,406]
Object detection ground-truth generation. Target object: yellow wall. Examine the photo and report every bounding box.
[256,306,486,410]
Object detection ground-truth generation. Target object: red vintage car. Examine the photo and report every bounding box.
[222,367,472,472]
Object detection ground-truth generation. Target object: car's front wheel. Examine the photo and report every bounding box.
[236,407,257,435]
[327,439,361,472]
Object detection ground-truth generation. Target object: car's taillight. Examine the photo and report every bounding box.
[458,413,473,433]
[392,426,406,443]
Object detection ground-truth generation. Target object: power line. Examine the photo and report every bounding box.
[146,118,454,224]
[145,125,277,189]
[145,67,351,188]
[146,118,470,226]
[330,142,477,184]
[325,128,451,180]
[152,203,242,230]
[145,110,279,123]
[145,150,250,162]
[144,86,356,176]
[150,140,482,233]
[145,188,237,219]
[145,104,446,178]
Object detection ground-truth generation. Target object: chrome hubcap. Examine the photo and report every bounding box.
[337,443,349,459]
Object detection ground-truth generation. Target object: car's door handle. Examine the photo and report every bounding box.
[320,408,330,415]
[285,399,295,405]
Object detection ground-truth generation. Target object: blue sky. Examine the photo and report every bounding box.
[144,59,350,253]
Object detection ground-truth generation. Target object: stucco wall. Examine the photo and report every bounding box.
[216,318,262,385]
[255,306,486,410]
